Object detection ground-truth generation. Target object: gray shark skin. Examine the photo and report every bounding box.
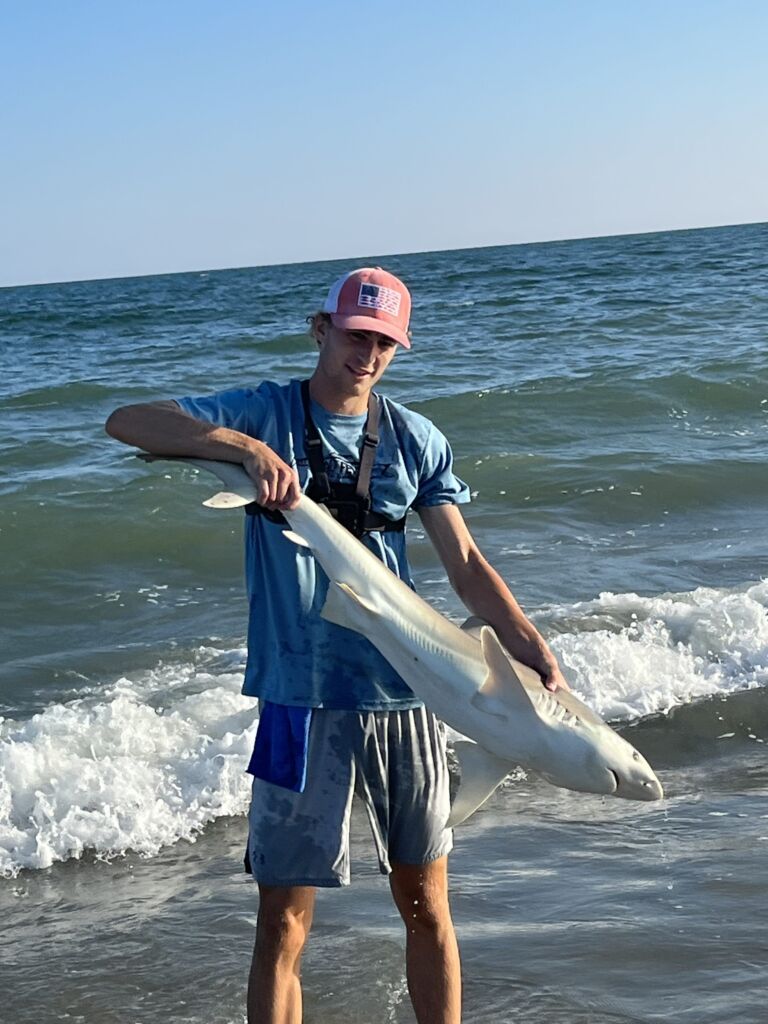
[138,454,664,824]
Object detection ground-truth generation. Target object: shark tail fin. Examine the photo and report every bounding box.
[448,740,515,828]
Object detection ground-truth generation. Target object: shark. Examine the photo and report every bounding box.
[137,453,664,823]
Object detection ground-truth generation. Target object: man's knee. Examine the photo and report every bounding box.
[390,859,454,936]
[255,887,315,961]
[256,908,310,960]
[402,898,453,937]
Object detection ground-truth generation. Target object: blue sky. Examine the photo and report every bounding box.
[1,0,766,286]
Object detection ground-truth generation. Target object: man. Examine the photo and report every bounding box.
[106,267,568,1024]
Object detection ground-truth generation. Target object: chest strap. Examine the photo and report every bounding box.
[246,381,406,536]
[299,378,379,505]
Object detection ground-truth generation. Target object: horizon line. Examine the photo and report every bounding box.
[3,218,765,292]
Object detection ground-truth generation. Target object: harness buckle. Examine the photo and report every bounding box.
[327,498,367,537]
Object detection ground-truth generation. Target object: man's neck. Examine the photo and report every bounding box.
[308,373,370,416]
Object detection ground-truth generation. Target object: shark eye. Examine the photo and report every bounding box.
[633,752,640,761]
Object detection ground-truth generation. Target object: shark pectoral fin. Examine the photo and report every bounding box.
[477,627,539,718]
[470,691,508,719]
[320,581,379,630]
[283,530,312,548]
[202,491,254,509]
[448,740,515,827]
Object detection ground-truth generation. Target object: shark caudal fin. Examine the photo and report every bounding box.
[136,454,258,507]
[448,740,515,827]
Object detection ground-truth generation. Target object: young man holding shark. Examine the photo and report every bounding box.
[106,267,570,1024]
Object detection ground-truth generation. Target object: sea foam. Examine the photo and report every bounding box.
[1,581,766,876]
[0,658,257,877]
[549,578,768,719]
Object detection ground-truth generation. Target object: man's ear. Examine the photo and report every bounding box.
[312,313,331,347]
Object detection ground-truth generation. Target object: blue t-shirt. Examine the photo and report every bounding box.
[176,378,470,710]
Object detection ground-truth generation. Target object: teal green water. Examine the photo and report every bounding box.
[1,223,767,1022]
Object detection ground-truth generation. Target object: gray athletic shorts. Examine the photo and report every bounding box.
[246,705,453,887]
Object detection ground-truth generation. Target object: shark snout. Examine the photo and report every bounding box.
[611,763,664,801]
[602,737,664,802]
[618,774,664,801]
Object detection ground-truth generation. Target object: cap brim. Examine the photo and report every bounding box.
[330,313,411,349]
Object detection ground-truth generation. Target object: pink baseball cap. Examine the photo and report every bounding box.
[322,267,412,349]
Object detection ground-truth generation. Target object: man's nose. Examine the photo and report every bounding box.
[358,339,378,363]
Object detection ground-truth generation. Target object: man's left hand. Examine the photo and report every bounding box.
[542,664,571,693]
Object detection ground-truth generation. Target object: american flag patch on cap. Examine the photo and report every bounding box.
[358,282,402,317]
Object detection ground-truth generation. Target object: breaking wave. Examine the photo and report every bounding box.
[2,579,766,877]
[0,652,256,877]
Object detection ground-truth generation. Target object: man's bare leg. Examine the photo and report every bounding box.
[390,857,461,1024]
[248,884,316,1024]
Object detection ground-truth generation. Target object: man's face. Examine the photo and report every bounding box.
[315,320,398,396]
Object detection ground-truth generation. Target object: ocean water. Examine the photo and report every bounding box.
[1,222,767,1022]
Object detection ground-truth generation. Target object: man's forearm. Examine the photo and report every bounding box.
[106,401,302,509]
[105,401,261,462]
[452,553,559,679]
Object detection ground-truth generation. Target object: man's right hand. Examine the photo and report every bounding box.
[243,443,302,510]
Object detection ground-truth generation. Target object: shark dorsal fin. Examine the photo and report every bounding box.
[470,627,539,720]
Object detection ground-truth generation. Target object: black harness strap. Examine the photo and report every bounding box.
[355,395,379,505]
[300,379,380,508]
[300,379,332,502]
[247,381,406,537]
